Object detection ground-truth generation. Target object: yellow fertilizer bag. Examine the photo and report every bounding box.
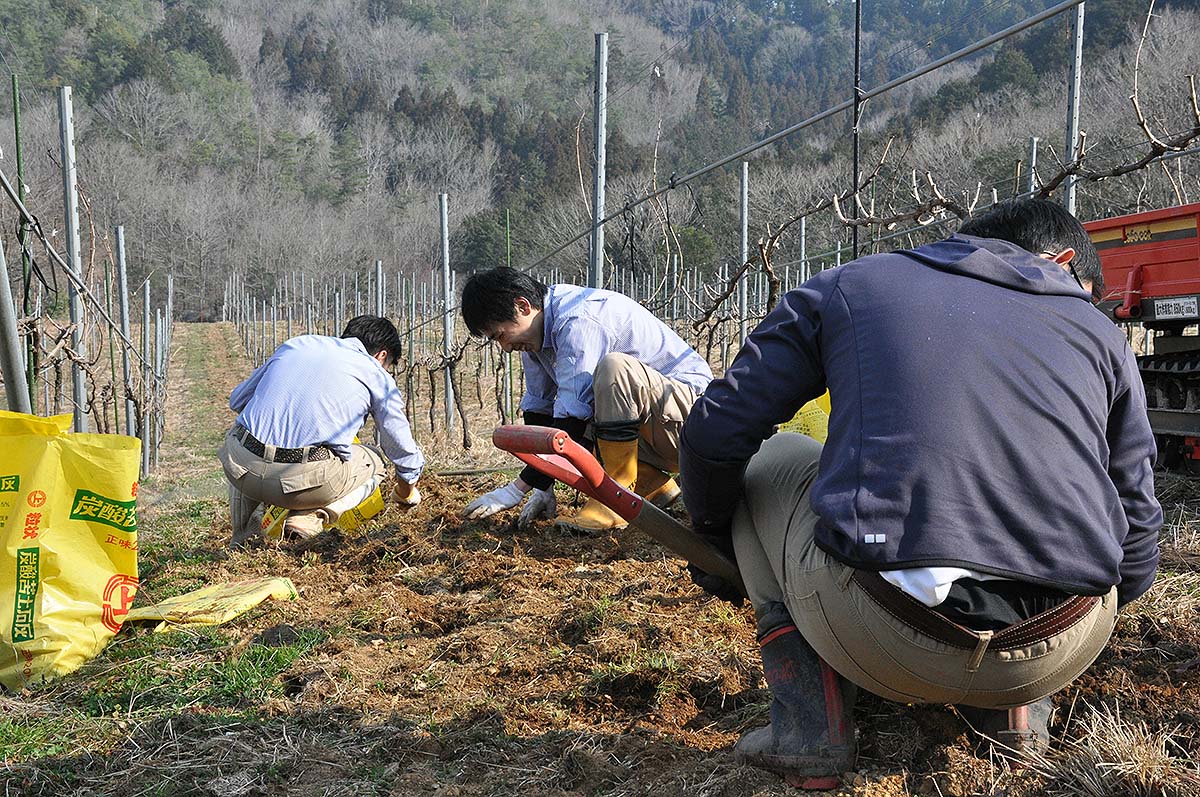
[260,484,384,541]
[0,410,141,690]
[778,390,831,444]
[260,436,384,541]
[124,577,298,632]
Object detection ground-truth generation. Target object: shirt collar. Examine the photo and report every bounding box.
[540,285,559,351]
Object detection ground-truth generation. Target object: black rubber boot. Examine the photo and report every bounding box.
[959,697,1053,754]
[735,602,856,790]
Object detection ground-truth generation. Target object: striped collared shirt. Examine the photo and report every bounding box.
[520,284,713,419]
[230,335,424,482]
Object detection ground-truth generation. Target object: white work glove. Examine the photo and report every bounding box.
[517,488,557,530]
[464,480,527,519]
[391,480,421,510]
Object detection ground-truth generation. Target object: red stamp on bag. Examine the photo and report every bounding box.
[27,490,46,508]
[101,574,139,633]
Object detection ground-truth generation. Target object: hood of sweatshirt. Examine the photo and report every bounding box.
[897,233,1092,300]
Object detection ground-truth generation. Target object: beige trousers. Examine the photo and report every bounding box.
[218,427,384,543]
[732,432,1118,708]
[591,352,700,473]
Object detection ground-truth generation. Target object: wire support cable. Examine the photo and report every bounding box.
[0,166,158,371]
[517,0,1087,276]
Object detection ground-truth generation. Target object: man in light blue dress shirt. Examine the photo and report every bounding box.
[460,267,712,532]
[218,315,425,545]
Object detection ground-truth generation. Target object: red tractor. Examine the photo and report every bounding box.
[1085,202,1200,469]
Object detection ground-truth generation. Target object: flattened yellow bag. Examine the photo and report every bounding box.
[0,410,141,690]
[778,390,831,443]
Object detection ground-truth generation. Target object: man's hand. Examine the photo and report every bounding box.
[687,528,744,605]
[464,480,528,519]
[517,488,556,530]
[687,564,745,606]
[391,480,421,510]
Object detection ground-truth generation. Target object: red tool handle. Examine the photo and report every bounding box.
[492,425,642,521]
[490,425,570,457]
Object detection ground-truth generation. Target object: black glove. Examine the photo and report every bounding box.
[687,529,745,606]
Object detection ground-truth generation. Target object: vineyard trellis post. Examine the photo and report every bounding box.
[1063,2,1086,213]
[799,215,808,282]
[153,307,162,469]
[1027,137,1040,194]
[12,74,36,410]
[140,280,151,478]
[439,192,455,433]
[589,31,608,290]
[0,238,31,412]
[58,86,87,432]
[116,226,134,435]
[739,161,749,346]
[166,274,174,354]
[375,260,384,316]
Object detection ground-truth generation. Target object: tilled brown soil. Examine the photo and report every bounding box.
[36,471,1188,797]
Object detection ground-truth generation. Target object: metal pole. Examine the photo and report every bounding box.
[407,287,416,417]
[670,253,679,325]
[852,0,862,258]
[588,32,608,289]
[503,352,513,422]
[153,308,162,469]
[440,193,454,432]
[799,216,808,281]
[375,260,385,316]
[141,280,151,478]
[58,87,87,431]
[13,75,35,410]
[103,260,119,433]
[1063,2,1085,214]
[0,239,31,412]
[1027,136,1040,194]
[739,161,749,345]
[166,273,174,353]
[116,227,135,435]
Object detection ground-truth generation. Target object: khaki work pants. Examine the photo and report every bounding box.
[218,427,384,544]
[732,432,1118,709]
[591,352,701,473]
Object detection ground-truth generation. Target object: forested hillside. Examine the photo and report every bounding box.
[1,0,1198,319]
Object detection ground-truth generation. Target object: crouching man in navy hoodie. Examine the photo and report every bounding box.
[679,199,1161,789]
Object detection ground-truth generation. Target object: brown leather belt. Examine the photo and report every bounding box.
[233,425,333,464]
[851,569,1101,651]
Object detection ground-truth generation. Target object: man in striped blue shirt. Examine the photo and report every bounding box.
[218,315,424,545]
[461,267,712,532]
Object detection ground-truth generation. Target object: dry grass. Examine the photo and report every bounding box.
[1018,704,1200,797]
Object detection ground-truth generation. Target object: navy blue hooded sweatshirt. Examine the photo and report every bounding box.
[680,234,1162,606]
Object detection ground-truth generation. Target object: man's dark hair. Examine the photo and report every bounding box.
[342,315,402,365]
[958,198,1103,294]
[460,267,548,337]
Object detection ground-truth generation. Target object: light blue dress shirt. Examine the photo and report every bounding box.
[520,284,713,420]
[229,335,425,483]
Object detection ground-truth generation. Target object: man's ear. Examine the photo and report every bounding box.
[372,350,389,367]
[514,296,533,317]
[1051,247,1076,267]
